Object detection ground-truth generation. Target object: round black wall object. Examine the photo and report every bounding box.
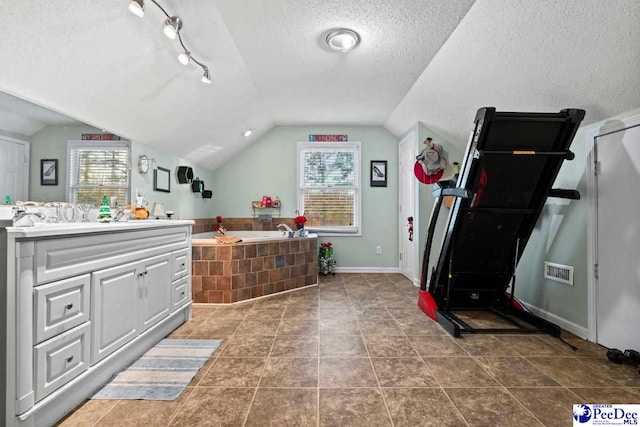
[177,166,194,184]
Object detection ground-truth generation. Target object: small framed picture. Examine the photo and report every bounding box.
[154,166,171,193]
[370,160,387,187]
[40,159,58,186]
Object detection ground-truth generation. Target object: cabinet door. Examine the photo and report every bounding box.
[91,261,139,364]
[140,253,172,332]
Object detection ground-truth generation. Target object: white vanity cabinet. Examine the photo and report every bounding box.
[1,221,193,427]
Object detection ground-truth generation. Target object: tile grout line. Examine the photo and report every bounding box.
[240,297,288,427]
[354,278,395,427]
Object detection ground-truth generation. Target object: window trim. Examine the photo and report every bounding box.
[297,141,361,236]
[66,140,131,204]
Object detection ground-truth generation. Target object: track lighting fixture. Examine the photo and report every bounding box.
[163,16,182,39]
[128,0,145,17]
[178,51,191,65]
[128,0,211,84]
[201,67,211,84]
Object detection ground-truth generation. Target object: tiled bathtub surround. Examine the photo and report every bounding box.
[192,237,318,303]
[191,217,296,234]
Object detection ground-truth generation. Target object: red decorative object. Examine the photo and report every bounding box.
[81,133,121,140]
[216,216,222,223]
[294,210,307,229]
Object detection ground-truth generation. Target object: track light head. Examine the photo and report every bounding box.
[178,51,191,66]
[128,0,145,17]
[201,67,211,84]
[163,16,182,39]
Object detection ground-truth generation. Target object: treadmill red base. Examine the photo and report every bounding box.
[417,290,439,321]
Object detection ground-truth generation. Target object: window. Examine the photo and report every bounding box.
[297,141,361,234]
[67,140,130,205]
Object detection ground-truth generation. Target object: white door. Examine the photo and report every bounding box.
[0,136,29,202]
[398,133,417,283]
[595,123,640,350]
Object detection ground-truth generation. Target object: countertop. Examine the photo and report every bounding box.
[6,219,194,238]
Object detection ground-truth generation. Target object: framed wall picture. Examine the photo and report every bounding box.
[154,166,171,193]
[370,160,387,187]
[40,159,58,186]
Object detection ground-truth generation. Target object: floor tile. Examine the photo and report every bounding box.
[496,335,566,356]
[56,400,119,427]
[260,357,318,387]
[319,318,361,335]
[245,388,317,427]
[270,335,319,357]
[474,356,559,387]
[189,318,242,338]
[408,335,466,357]
[364,335,418,357]
[319,388,392,427]
[249,306,286,318]
[359,318,404,336]
[394,317,447,335]
[526,357,617,387]
[234,319,281,336]
[319,307,356,321]
[283,306,320,319]
[319,357,378,387]
[445,387,543,427]
[218,335,274,357]
[455,334,519,356]
[198,357,266,387]
[383,388,466,427]
[169,387,254,426]
[279,318,319,335]
[509,387,583,427]
[94,388,193,427]
[371,358,438,387]
[320,334,368,357]
[422,357,498,387]
[570,387,640,403]
[578,357,640,387]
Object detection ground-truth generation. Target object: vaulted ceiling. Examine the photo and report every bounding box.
[1,0,638,170]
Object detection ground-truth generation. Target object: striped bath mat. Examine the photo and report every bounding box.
[92,339,221,400]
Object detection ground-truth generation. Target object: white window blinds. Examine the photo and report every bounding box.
[298,142,360,234]
[67,141,130,205]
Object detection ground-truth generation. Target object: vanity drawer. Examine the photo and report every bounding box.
[172,276,190,311]
[171,248,190,280]
[34,323,90,401]
[34,274,91,344]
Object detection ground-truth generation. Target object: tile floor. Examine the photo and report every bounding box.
[58,273,640,427]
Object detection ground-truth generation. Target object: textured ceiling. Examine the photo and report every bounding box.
[0,0,638,170]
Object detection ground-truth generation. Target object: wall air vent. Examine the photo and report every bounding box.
[544,261,574,285]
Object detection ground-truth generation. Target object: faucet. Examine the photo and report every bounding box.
[276,223,293,235]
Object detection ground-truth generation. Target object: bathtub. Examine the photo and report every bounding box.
[192,230,288,244]
[191,230,318,303]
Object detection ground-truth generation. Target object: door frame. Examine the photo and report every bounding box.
[585,113,640,343]
[0,134,30,201]
[398,130,419,285]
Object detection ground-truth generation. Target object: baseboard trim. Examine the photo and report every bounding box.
[334,267,400,274]
[522,302,589,339]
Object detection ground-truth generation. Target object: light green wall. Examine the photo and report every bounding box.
[211,126,399,268]
[27,124,215,219]
[516,107,640,328]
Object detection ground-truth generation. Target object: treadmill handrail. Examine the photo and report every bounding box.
[432,188,473,199]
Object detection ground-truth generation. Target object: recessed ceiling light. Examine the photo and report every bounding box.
[326,29,360,53]
[243,129,253,137]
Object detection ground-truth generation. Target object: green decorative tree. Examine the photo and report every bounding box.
[97,195,111,223]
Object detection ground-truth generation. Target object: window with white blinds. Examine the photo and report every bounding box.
[67,140,130,205]
[297,141,361,234]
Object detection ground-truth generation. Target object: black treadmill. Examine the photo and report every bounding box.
[417,107,585,337]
